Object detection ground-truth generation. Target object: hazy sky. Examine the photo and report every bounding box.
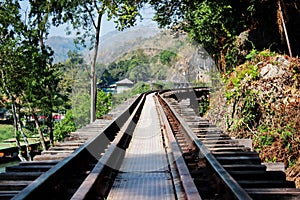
[48,14,117,38]
[19,1,157,38]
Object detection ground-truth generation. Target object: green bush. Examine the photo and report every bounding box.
[96,90,112,118]
[159,50,177,65]
[53,110,76,142]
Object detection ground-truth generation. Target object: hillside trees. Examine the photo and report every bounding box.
[148,0,254,71]
[98,49,177,87]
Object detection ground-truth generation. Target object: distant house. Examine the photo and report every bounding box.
[116,78,134,93]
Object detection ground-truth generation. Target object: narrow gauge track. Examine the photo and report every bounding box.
[4,91,202,200]
[0,88,299,199]
[0,94,144,200]
[157,89,300,200]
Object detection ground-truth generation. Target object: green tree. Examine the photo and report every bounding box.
[128,64,150,83]
[159,50,177,65]
[96,90,112,118]
[1,1,67,154]
[53,51,91,142]
[21,49,55,150]
[52,0,146,123]
[149,0,246,71]
[54,110,76,141]
[151,63,167,80]
[24,63,67,147]
[148,0,296,71]
[0,0,34,160]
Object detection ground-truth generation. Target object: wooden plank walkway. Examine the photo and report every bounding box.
[34,97,137,161]
[107,94,175,200]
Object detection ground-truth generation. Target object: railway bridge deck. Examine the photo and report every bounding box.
[0,88,299,200]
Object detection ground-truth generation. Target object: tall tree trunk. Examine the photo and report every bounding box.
[11,101,27,162]
[17,108,32,161]
[90,13,103,123]
[47,112,54,146]
[277,0,292,57]
[32,112,47,151]
[10,98,31,161]
[46,88,54,146]
[36,5,49,148]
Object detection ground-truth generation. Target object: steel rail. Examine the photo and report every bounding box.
[12,93,145,200]
[71,93,146,199]
[157,93,253,200]
[155,94,202,200]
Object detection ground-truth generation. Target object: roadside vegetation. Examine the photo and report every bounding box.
[209,50,300,166]
[150,0,299,187]
[206,49,300,187]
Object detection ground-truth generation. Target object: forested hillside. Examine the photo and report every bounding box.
[149,1,300,70]
[97,30,215,87]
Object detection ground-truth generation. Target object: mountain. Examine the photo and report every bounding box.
[97,25,161,64]
[46,24,160,63]
[46,36,81,63]
[46,25,216,85]
[97,28,216,84]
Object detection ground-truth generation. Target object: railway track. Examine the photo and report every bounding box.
[158,89,300,199]
[0,88,299,199]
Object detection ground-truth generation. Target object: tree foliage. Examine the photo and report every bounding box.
[99,49,176,87]
[59,50,89,102]
[148,0,300,71]
[0,0,69,155]
[0,1,44,154]
[52,51,91,141]
[159,50,177,65]
[96,90,112,118]
[53,110,76,141]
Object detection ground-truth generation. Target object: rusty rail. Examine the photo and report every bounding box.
[156,93,252,200]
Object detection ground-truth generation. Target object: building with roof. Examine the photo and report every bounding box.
[116,78,134,93]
